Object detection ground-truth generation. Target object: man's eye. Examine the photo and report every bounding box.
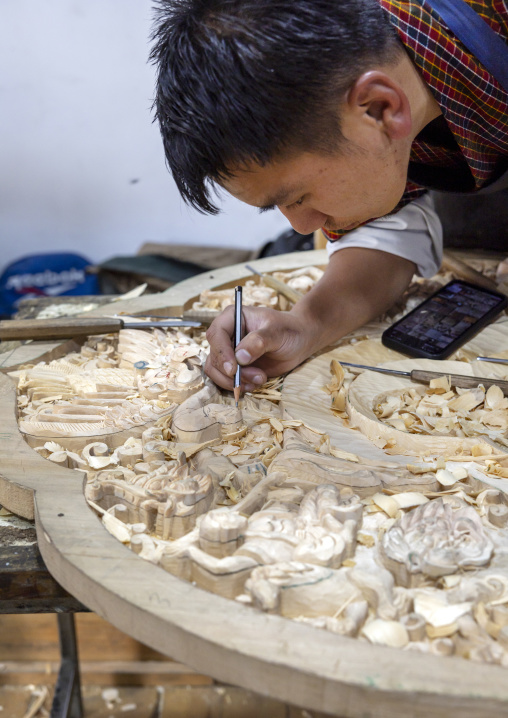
[287,198,304,209]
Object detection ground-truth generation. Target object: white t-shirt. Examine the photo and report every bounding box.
[326,193,443,278]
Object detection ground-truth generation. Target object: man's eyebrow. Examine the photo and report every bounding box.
[256,185,302,213]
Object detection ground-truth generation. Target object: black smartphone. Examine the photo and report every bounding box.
[382,279,508,359]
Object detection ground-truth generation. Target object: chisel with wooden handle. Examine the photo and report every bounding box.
[339,361,508,395]
[0,317,201,341]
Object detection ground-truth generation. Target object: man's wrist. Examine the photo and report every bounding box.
[289,299,335,356]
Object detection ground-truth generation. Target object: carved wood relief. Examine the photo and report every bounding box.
[3,251,508,717]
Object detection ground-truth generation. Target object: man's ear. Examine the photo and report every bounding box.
[346,71,412,140]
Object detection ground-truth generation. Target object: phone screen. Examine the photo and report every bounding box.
[382,280,508,359]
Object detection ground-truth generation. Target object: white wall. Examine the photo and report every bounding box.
[0,0,290,271]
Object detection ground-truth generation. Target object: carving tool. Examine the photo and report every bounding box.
[0,317,202,341]
[245,264,303,304]
[339,361,508,395]
[132,310,216,326]
[476,356,508,365]
[126,313,198,320]
[234,285,242,406]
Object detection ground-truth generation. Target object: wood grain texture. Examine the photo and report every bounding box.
[282,342,410,467]
[4,252,508,716]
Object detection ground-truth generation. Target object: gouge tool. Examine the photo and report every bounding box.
[339,361,508,395]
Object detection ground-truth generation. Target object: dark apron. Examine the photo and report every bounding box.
[418,0,508,246]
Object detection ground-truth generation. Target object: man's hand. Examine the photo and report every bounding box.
[205,248,416,391]
[205,305,320,390]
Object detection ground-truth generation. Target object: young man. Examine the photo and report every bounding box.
[151,0,508,391]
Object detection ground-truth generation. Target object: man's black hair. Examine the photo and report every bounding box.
[150,0,402,213]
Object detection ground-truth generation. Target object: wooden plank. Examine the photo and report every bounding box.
[81,686,160,717]
[0,686,47,716]
[214,687,289,718]
[0,685,317,717]
[0,661,211,687]
[288,710,332,718]
[314,229,327,250]
[160,686,289,718]
[0,614,172,662]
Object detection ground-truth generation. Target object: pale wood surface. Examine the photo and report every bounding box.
[284,345,408,468]
[0,338,85,374]
[3,251,508,716]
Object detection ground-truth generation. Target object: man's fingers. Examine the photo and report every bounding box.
[204,354,234,390]
[206,305,289,387]
[235,324,284,365]
[239,365,268,386]
[206,307,237,377]
[204,355,266,392]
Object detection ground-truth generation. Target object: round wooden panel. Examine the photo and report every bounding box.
[2,251,508,717]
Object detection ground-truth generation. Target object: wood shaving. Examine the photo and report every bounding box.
[374,381,508,447]
[192,267,324,314]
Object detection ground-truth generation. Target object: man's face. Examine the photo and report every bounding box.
[223,138,411,235]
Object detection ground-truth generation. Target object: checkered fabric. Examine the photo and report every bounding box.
[324,0,508,241]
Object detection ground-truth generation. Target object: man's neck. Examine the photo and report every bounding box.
[391,49,443,138]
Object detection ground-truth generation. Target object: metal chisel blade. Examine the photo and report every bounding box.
[476,356,508,365]
[338,361,412,378]
[123,320,202,328]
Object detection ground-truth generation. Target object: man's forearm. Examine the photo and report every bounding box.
[290,247,415,352]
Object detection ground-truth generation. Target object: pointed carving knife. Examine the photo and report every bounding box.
[339,361,508,395]
[0,316,202,341]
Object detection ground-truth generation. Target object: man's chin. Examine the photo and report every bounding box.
[325,219,371,232]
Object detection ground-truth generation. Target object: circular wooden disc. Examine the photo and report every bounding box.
[3,253,508,716]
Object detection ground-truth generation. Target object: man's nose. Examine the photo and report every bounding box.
[277,206,328,235]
